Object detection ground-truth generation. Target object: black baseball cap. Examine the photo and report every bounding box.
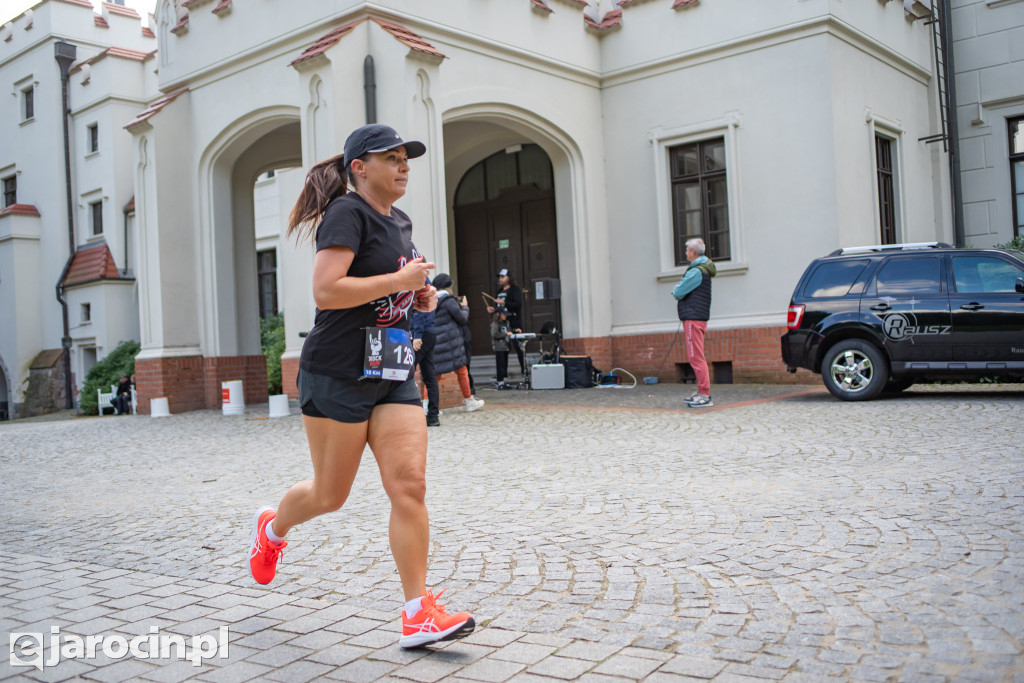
[432,272,453,290]
[343,124,426,166]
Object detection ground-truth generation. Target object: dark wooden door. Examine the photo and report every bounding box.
[455,185,559,356]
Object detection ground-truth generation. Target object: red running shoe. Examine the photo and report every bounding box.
[249,506,286,585]
[400,589,475,648]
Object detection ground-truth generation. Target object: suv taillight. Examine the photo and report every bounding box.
[787,304,805,330]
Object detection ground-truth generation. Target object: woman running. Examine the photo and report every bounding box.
[248,124,475,648]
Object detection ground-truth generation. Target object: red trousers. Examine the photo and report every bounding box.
[423,365,472,400]
[683,320,710,396]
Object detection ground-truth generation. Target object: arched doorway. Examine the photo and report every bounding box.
[187,113,302,409]
[453,144,559,356]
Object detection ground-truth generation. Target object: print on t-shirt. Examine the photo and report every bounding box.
[371,250,420,328]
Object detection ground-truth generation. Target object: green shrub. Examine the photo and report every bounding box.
[79,340,140,415]
[261,313,285,395]
[994,235,1024,251]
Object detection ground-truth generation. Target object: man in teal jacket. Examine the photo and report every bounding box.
[672,238,716,407]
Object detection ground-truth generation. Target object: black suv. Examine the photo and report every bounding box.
[781,242,1024,400]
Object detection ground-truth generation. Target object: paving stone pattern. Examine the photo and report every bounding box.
[1,383,1022,682]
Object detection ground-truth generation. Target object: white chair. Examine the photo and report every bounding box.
[97,385,116,416]
[98,384,137,416]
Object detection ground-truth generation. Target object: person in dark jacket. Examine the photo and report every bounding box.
[490,306,512,388]
[112,375,133,414]
[411,300,439,427]
[488,268,525,376]
[432,273,484,412]
[672,238,716,408]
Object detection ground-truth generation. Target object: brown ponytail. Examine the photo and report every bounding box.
[287,153,350,242]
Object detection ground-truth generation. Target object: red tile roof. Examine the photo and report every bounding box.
[212,0,231,15]
[585,8,622,30]
[124,88,188,129]
[0,203,40,217]
[94,14,109,28]
[124,196,135,212]
[530,0,553,11]
[171,13,189,34]
[371,18,446,59]
[104,2,140,18]
[62,243,121,287]
[107,46,149,59]
[142,26,155,38]
[55,0,94,8]
[72,45,151,73]
[672,0,699,7]
[290,20,364,66]
[291,18,446,67]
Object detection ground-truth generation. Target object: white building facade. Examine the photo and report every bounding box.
[1,0,154,419]
[4,0,1019,416]
[952,0,1024,245]
[124,0,955,412]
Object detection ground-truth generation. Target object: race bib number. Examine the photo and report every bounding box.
[363,327,415,381]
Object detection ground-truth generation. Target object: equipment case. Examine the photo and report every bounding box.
[530,363,565,390]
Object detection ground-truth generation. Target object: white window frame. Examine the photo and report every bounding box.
[866,110,906,245]
[86,122,99,155]
[14,76,37,124]
[650,112,747,282]
[90,200,103,236]
[80,302,91,324]
[82,191,105,240]
[2,173,16,208]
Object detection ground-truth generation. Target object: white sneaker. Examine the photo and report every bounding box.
[422,399,429,415]
[463,397,484,412]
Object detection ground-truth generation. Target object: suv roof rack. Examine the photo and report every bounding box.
[827,242,953,256]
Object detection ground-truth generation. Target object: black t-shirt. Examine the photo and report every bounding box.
[299,193,421,379]
[496,284,523,330]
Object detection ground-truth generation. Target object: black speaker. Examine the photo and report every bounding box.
[533,278,561,300]
[562,355,594,389]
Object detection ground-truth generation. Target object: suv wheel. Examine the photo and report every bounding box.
[821,339,889,401]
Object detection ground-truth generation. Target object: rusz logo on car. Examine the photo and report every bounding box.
[881,312,950,342]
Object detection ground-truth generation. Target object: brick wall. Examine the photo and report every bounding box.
[562,325,816,385]
[282,357,300,400]
[135,355,268,414]
[203,355,268,408]
[154,325,814,415]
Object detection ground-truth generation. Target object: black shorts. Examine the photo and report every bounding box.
[297,370,422,423]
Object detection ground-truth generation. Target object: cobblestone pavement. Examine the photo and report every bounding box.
[1,383,1022,682]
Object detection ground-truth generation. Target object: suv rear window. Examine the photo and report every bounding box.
[953,256,1024,293]
[803,259,869,298]
[875,257,941,295]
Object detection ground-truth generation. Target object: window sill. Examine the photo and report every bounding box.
[19,117,34,126]
[657,261,748,283]
[85,151,99,159]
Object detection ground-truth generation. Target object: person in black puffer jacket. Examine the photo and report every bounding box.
[431,273,484,412]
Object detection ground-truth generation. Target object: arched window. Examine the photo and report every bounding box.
[454,144,552,207]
